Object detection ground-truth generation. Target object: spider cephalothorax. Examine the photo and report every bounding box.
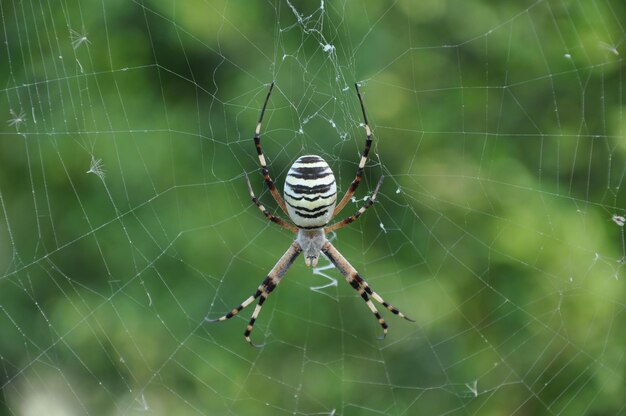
[207,82,414,347]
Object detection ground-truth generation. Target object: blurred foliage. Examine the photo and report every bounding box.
[1,0,625,415]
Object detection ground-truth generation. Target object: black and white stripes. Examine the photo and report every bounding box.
[208,83,415,346]
[284,155,337,229]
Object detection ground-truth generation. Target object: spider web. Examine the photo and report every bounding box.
[1,0,625,414]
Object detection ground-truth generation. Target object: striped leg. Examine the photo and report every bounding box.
[205,276,271,322]
[207,242,302,347]
[245,172,298,232]
[347,271,389,339]
[333,83,374,216]
[321,241,414,339]
[244,286,276,348]
[254,82,290,217]
[351,273,415,322]
[325,175,383,233]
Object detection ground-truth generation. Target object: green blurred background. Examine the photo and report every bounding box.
[1,0,625,414]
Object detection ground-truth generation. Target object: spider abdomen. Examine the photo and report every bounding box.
[284,155,337,229]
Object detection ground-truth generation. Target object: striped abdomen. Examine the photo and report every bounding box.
[284,155,337,229]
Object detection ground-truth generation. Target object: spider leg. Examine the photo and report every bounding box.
[254,82,290,217]
[204,275,271,323]
[351,273,415,322]
[244,289,274,348]
[245,172,298,233]
[207,242,302,347]
[350,274,389,340]
[325,175,383,234]
[321,241,414,339]
[333,83,373,217]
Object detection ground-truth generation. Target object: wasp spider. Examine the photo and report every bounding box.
[207,82,414,347]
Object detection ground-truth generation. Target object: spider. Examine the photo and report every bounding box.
[207,82,414,347]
